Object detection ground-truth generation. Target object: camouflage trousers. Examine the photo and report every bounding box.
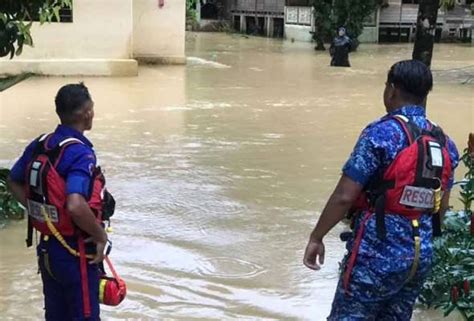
[327,213,433,321]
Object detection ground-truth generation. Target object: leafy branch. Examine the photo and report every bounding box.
[0,169,24,225]
[0,0,72,58]
[420,133,474,319]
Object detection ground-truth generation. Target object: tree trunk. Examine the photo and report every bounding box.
[313,21,326,50]
[315,34,326,50]
[412,0,440,67]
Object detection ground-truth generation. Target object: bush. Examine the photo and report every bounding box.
[420,134,474,320]
[0,169,24,227]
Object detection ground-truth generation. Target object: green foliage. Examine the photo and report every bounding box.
[333,0,378,39]
[186,0,197,25]
[0,169,24,227]
[310,0,333,49]
[440,0,456,11]
[310,0,378,46]
[420,141,474,320]
[0,0,72,59]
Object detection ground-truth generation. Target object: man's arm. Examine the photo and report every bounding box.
[303,175,363,270]
[8,140,38,206]
[7,177,27,207]
[439,190,451,221]
[65,146,106,264]
[67,194,107,264]
[303,120,388,271]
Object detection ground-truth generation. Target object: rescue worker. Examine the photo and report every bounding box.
[330,27,352,67]
[8,83,107,321]
[303,60,459,320]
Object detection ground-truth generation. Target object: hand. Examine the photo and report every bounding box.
[303,238,325,271]
[84,231,108,265]
[89,240,106,265]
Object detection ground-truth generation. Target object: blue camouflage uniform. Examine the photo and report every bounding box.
[328,105,459,321]
[10,125,100,321]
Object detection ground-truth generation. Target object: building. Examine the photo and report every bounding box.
[227,0,379,41]
[379,0,473,42]
[230,0,286,37]
[0,0,186,77]
[269,0,473,43]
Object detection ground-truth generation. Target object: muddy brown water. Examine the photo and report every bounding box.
[0,33,472,320]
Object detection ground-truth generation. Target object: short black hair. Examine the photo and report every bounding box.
[387,60,433,104]
[55,83,92,123]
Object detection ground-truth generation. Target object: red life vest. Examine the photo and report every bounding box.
[353,115,452,238]
[25,134,105,237]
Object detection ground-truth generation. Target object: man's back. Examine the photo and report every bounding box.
[343,105,459,191]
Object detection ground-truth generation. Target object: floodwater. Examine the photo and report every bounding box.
[0,32,473,320]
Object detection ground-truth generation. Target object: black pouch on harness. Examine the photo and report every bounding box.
[102,189,116,221]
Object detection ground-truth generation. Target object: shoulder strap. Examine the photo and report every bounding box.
[59,137,83,147]
[391,115,421,145]
[38,133,49,142]
[51,137,84,168]
[31,133,52,157]
[426,120,447,147]
[33,136,84,168]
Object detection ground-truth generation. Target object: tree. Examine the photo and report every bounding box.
[0,0,72,59]
[311,0,378,51]
[311,0,333,50]
[412,0,440,67]
[333,0,378,40]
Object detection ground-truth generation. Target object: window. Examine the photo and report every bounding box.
[286,0,311,6]
[285,6,312,26]
[30,3,73,23]
[57,7,73,23]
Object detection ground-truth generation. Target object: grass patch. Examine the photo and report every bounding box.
[0,73,33,92]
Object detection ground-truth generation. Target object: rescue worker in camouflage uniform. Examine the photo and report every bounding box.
[303,60,459,320]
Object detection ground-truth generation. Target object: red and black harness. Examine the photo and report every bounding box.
[355,115,450,239]
[343,115,452,294]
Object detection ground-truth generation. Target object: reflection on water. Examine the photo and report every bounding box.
[0,32,472,320]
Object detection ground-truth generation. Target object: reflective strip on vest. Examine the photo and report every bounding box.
[38,134,49,142]
[394,114,409,123]
[428,141,443,167]
[59,138,83,147]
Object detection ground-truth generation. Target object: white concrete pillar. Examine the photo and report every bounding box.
[240,15,246,33]
[133,0,186,64]
[196,0,201,22]
[265,17,274,37]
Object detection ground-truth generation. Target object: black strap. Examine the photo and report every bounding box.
[31,133,50,158]
[432,212,442,237]
[389,115,420,145]
[26,215,33,248]
[375,194,387,240]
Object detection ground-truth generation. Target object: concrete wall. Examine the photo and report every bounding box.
[285,24,377,43]
[0,0,187,76]
[0,0,137,76]
[285,25,312,42]
[133,0,186,64]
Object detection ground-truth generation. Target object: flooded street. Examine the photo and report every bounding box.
[0,32,473,320]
